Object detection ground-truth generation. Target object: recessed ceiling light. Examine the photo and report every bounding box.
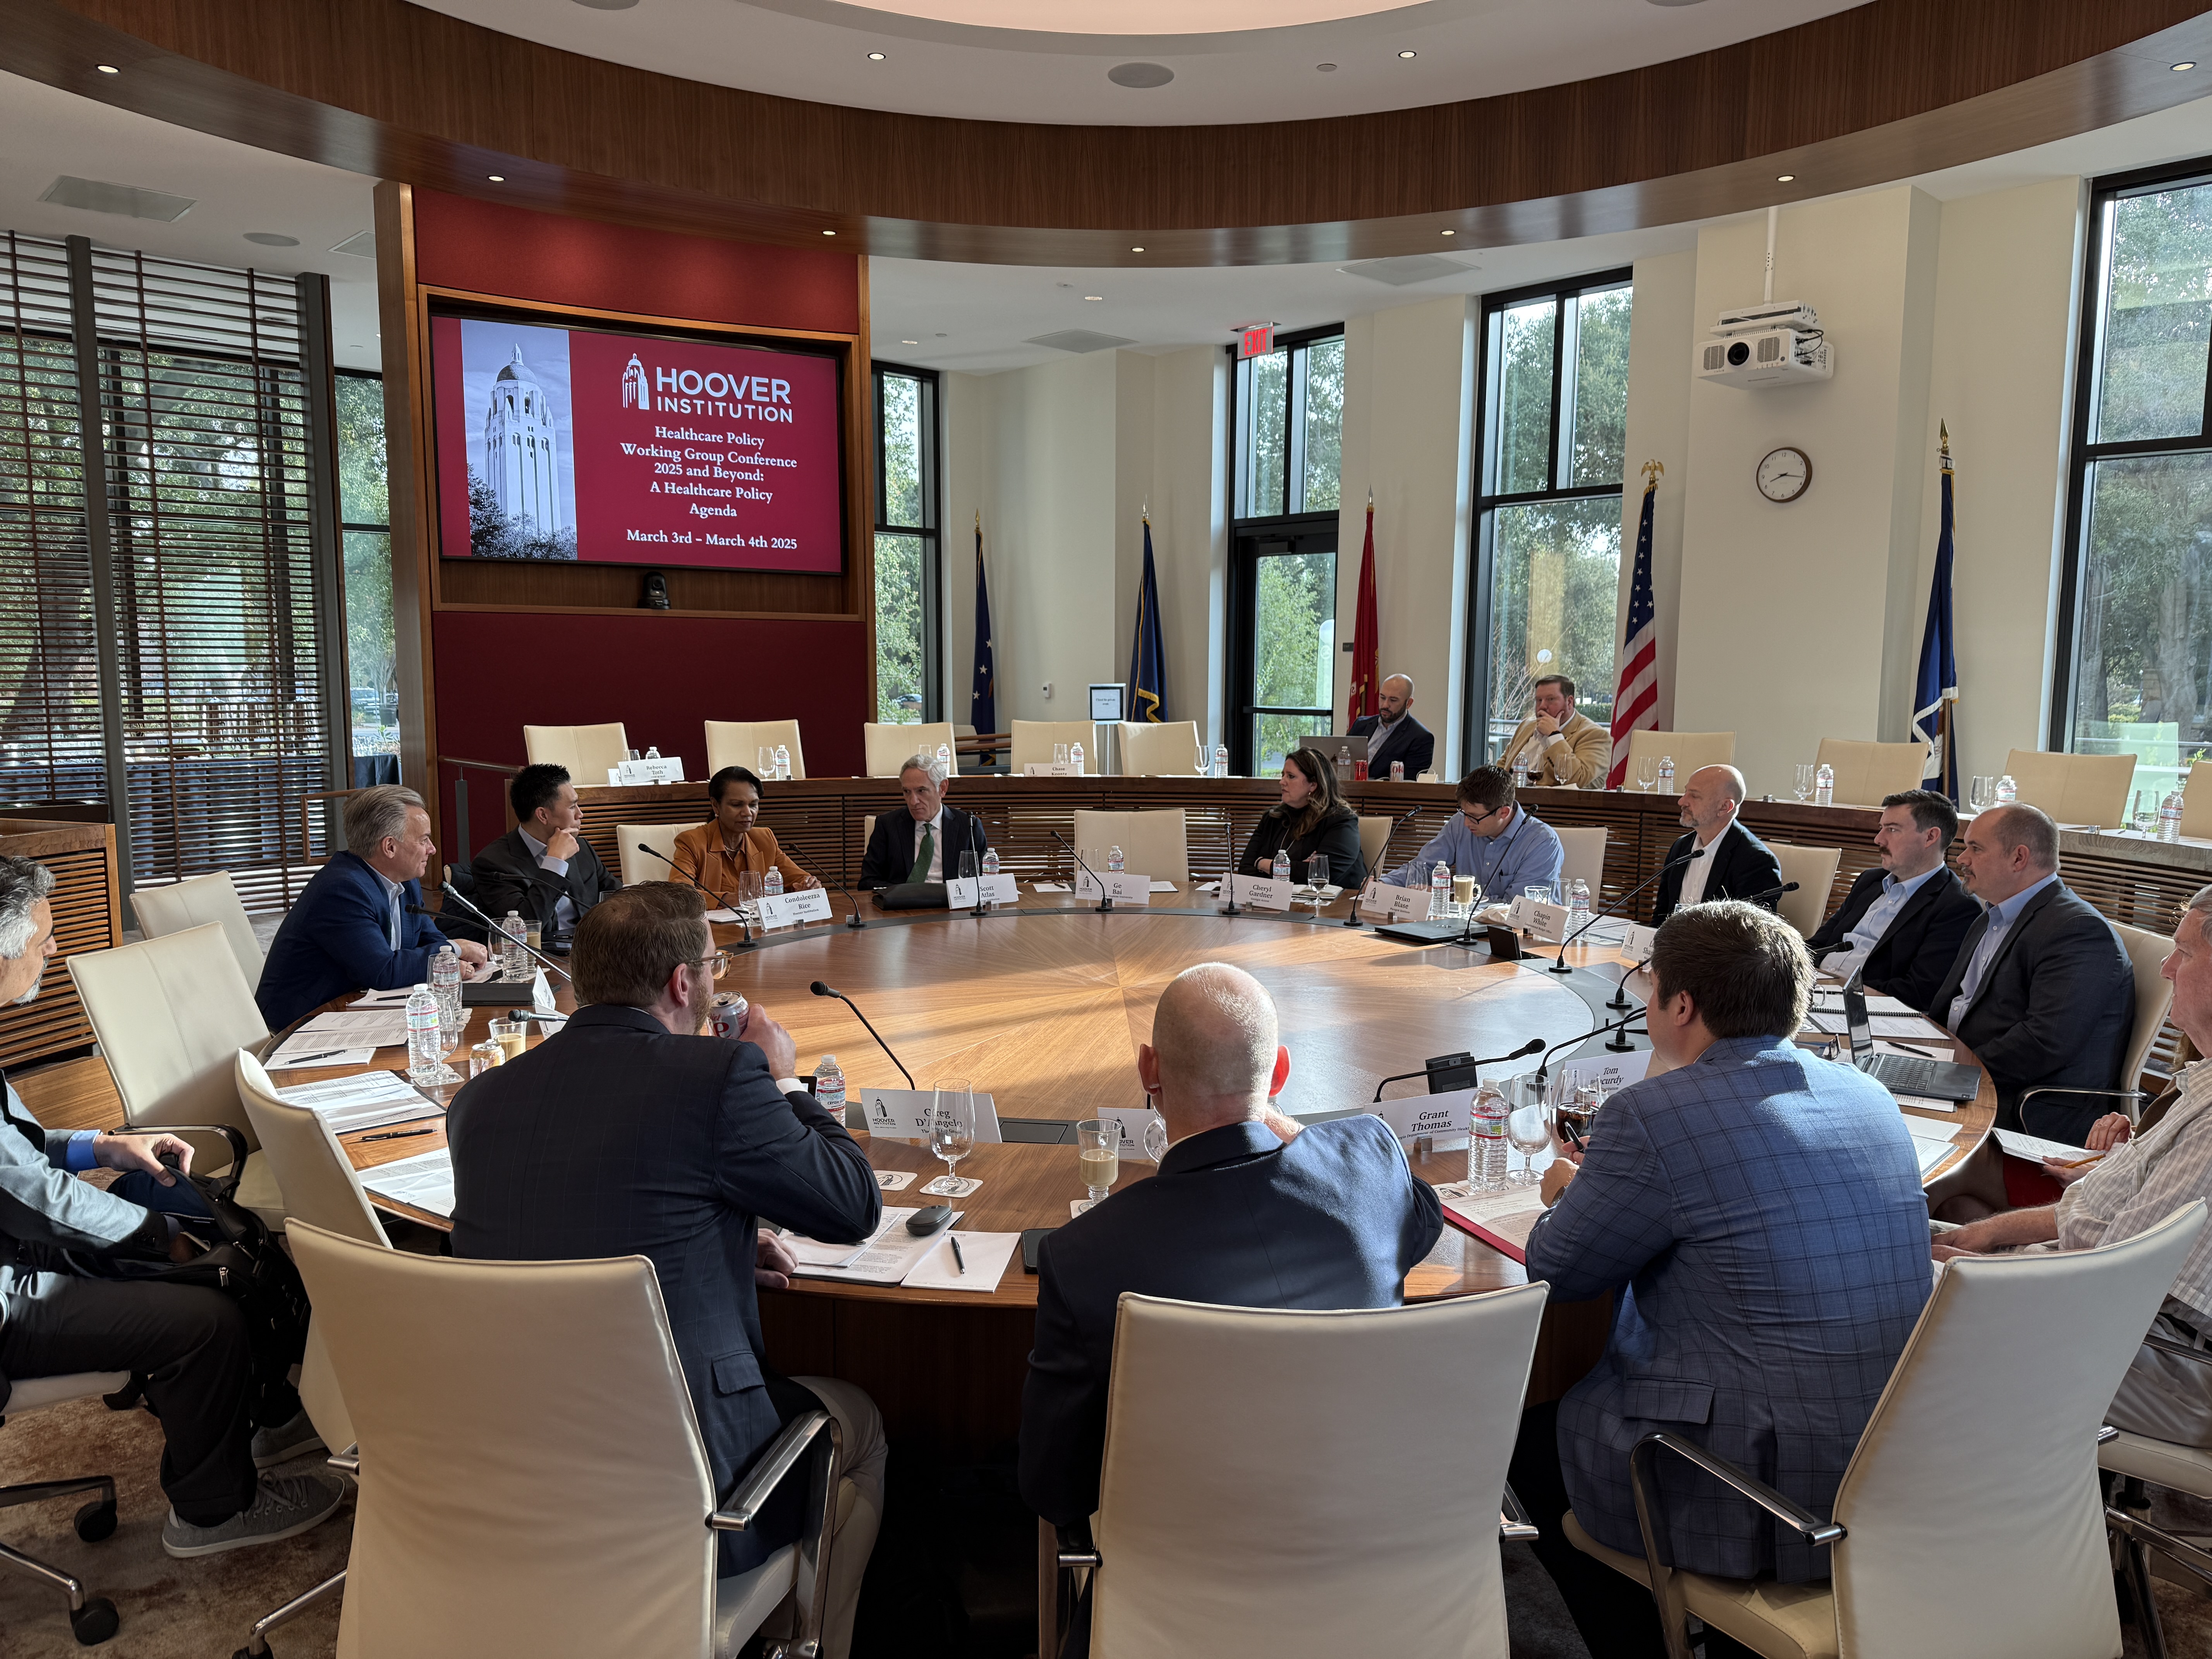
[1084,295,1104,301]
[1397,50,1417,58]
[1108,62,1174,88]
[901,339,919,345]
[1440,229,1455,236]
[867,51,886,60]
[244,232,300,247]
[823,229,837,236]
[487,174,505,182]
[1776,173,1795,182]
[1317,62,1337,71]
[95,64,119,75]
[2175,60,2198,71]
[1131,245,1145,252]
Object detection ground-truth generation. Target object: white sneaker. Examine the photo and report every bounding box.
[162,1472,347,1558]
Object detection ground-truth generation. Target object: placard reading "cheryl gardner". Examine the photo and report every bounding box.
[430,313,843,573]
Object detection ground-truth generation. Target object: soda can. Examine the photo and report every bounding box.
[1390,762,1405,781]
[708,993,750,1041]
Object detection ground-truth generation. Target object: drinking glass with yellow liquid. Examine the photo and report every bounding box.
[1451,876,1479,915]
[1076,1119,1120,1203]
[488,1018,527,1062]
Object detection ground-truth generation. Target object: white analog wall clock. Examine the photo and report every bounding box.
[1755,446,1812,503]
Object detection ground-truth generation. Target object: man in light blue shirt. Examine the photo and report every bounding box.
[1947,867,2060,1029]
[1802,791,1981,1014]
[1376,766,1564,902]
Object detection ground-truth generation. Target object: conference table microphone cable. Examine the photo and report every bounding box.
[809,981,916,1089]
[634,842,756,948]
[417,892,572,982]
[1370,1037,1544,1103]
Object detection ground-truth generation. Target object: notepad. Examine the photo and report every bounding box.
[901,1230,1019,1291]
[1994,1129,2103,1168]
[277,1070,440,1134]
[785,1208,967,1285]
[1907,1127,1959,1176]
[361,1147,455,1219]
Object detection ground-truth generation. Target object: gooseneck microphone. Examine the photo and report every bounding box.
[827,866,868,929]
[1532,1005,1650,1081]
[421,892,573,982]
[635,842,754,947]
[1370,1037,1545,1103]
[1346,803,1427,929]
[1050,829,1114,914]
[1556,846,1705,956]
[809,981,915,1089]
[1727,880,1800,907]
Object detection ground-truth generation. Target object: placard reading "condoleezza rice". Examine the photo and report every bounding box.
[429,313,842,574]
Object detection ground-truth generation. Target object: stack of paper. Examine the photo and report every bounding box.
[361,1147,455,1219]
[277,1071,438,1135]
[902,1230,1020,1291]
[1441,1188,1549,1264]
[304,1010,410,1046]
[1906,1126,1960,1176]
[785,1208,988,1286]
[1994,1128,2103,1168]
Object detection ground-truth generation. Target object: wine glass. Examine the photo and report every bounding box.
[1506,1090,1552,1185]
[1141,1112,1169,1164]
[1053,743,1070,770]
[1635,757,1657,793]
[1195,743,1211,777]
[1968,775,1992,812]
[1793,763,1815,802]
[1076,1117,1119,1203]
[926,1079,976,1195]
[1305,851,1331,913]
[735,870,763,927]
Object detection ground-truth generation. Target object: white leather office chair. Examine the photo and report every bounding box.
[1565,1202,2206,1659]
[704,720,805,780]
[524,723,632,784]
[1556,826,1607,898]
[128,871,263,989]
[2001,747,2136,830]
[1770,843,1842,937]
[286,1221,844,1659]
[2017,920,2176,1140]
[0,1369,128,1644]
[1116,721,1204,778]
[2102,1334,2212,1657]
[1813,738,1929,807]
[1062,1285,1547,1657]
[1070,809,1190,889]
[620,821,688,888]
[66,924,283,1227]
[1625,729,1736,781]
[1009,720,1103,772]
[864,722,955,778]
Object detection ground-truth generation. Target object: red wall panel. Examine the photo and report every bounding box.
[412,189,860,336]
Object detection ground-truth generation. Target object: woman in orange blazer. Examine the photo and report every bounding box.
[670,766,819,902]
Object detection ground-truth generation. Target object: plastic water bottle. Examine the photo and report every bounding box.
[1814,763,1834,807]
[981,847,1000,911]
[1511,751,1530,789]
[1427,859,1452,920]
[2162,785,2186,842]
[499,910,528,981]
[762,866,784,929]
[1109,845,1126,874]
[1470,1084,1510,1190]
[774,744,791,781]
[936,742,952,776]
[1070,741,1085,775]
[1567,879,1591,941]
[1657,755,1676,795]
[1338,744,1353,774]
[1271,848,1291,884]
[405,984,445,1086]
[644,745,661,761]
[814,1055,846,1120]
[1996,773,2017,804]
[430,943,462,1031]
[1213,744,1228,779]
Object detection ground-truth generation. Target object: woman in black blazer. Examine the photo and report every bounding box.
[1237,748,1367,885]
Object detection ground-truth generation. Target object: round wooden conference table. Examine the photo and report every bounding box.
[314,886,1996,1460]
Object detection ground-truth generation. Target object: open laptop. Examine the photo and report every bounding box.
[1320,733,1371,763]
[1841,966,1981,1101]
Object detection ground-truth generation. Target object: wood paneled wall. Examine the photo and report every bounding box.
[0,818,121,1070]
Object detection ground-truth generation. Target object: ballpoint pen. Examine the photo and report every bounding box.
[359,1127,436,1143]
[950,1234,967,1274]
[275,1049,348,1066]
[1885,1041,1937,1059]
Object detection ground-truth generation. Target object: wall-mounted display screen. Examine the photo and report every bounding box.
[429,309,843,573]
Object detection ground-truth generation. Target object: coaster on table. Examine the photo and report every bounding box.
[875,1170,916,1191]
[921,1174,982,1198]
[1070,1198,1101,1218]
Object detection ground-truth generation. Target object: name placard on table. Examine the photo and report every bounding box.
[1075,869,1153,905]
[858,1088,1005,1142]
[756,887,835,927]
[1227,873,1294,911]
[1359,883,1429,922]
[607,756,684,786]
[1021,763,1086,778]
[1372,1086,1473,1149]
[1504,895,1570,944]
[945,874,1020,907]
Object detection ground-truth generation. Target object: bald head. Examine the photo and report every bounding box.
[1137,963,1291,1138]
[1678,764,1746,840]
[1955,800,2060,906]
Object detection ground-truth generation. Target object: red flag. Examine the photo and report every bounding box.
[1346,496,1379,727]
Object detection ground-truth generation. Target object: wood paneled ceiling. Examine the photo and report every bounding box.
[6,0,2212,264]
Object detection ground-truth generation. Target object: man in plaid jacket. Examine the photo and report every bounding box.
[1510,900,1932,1658]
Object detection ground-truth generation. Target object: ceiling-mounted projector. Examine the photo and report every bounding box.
[1695,316,1832,389]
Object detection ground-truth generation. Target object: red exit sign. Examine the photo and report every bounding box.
[1237,322,1275,359]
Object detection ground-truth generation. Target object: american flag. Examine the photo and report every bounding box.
[1607,467,1662,787]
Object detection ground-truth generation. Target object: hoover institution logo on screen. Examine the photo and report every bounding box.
[431,314,843,574]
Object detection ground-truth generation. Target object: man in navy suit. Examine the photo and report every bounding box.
[857,751,990,891]
[1347,672,1435,780]
[447,883,885,1658]
[1650,764,1784,924]
[256,785,489,1031]
[1019,962,1443,1535]
[1803,789,1980,1016]
[1510,901,1932,1658]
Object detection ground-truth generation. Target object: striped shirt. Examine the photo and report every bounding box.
[2057,1059,2212,1323]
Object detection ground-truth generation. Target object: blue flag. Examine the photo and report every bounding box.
[969,516,996,750]
[1129,518,1166,722]
[1912,432,1960,802]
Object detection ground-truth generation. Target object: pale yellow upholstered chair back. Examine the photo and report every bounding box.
[1555,826,1607,898]
[2177,759,2212,840]
[1771,843,1843,936]
[128,871,263,989]
[863,815,878,860]
[2000,747,2135,829]
[1009,720,1103,773]
[619,822,687,888]
[1117,721,1205,778]
[1357,817,1395,881]
[523,723,631,784]
[703,720,804,780]
[864,722,955,778]
[1070,810,1190,889]
[285,1223,738,1659]
[67,924,282,1223]
[1826,1204,2204,1657]
[2114,922,2178,1099]
[1624,730,1735,780]
[1813,738,1929,808]
[1091,1286,1545,1658]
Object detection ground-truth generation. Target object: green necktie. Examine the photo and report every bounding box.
[908,824,935,884]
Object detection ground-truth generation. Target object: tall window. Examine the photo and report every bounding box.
[1468,272,1633,764]
[335,373,395,764]
[1229,327,1344,774]
[874,365,940,725]
[2058,161,2212,814]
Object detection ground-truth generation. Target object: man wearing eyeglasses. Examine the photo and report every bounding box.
[1371,765,1563,902]
[445,882,886,1659]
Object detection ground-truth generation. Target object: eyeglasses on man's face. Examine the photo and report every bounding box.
[691,951,730,980]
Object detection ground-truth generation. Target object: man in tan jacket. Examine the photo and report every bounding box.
[1499,674,1611,788]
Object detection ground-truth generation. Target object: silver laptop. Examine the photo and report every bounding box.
[1321,733,1371,763]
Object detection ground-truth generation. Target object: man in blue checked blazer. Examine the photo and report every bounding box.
[1511,900,1932,1659]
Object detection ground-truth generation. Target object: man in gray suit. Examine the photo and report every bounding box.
[1928,803,2135,1143]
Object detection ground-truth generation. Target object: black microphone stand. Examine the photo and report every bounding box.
[965,814,988,919]
[1529,1005,1648,1079]
[634,842,755,947]
[1346,804,1425,930]
[1052,829,1113,914]
[829,868,868,929]
[809,981,916,1088]
[1547,847,1708,992]
[428,888,574,982]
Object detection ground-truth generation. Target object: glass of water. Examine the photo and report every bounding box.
[1635,757,1657,792]
[735,870,763,927]
[1794,763,1815,802]
[926,1079,976,1195]
[1053,743,1070,769]
[1195,744,1211,776]
[1306,852,1331,912]
[1505,1081,1552,1185]
[1968,776,1992,812]
[1076,1118,1119,1202]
